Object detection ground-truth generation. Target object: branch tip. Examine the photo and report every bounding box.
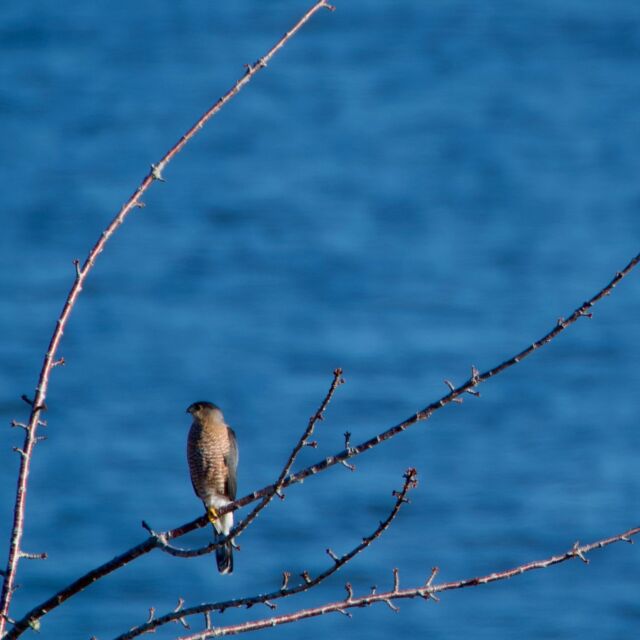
[280,571,290,590]
[344,582,354,600]
[383,598,399,613]
[326,548,339,563]
[426,566,439,587]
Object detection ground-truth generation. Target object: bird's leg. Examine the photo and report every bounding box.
[206,507,219,526]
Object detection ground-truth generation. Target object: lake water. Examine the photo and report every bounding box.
[1,1,639,638]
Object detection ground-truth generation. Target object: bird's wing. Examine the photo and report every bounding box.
[225,426,239,500]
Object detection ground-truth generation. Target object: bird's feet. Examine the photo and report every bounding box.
[207,506,219,526]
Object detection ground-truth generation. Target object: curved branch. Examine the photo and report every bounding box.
[174,526,640,639]
[6,250,639,638]
[0,1,335,637]
[115,469,418,640]
[151,368,345,558]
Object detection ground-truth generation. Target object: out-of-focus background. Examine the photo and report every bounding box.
[1,1,639,638]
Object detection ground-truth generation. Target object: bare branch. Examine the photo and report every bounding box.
[153,367,345,558]
[0,1,335,636]
[7,251,640,638]
[111,469,417,640]
[173,526,640,639]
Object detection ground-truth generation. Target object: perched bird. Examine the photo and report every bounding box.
[186,401,239,574]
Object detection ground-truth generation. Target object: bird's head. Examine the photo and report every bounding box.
[186,401,224,423]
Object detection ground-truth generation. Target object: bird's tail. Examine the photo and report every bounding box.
[214,533,233,574]
[208,508,234,575]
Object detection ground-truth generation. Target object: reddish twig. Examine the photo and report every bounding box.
[6,251,640,638]
[114,469,417,640]
[173,526,639,639]
[0,1,335,637]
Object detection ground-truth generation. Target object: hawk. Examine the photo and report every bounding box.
[186,401,239,574]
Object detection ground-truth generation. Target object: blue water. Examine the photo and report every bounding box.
[1,1,640,638]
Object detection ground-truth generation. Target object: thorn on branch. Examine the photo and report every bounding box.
[344,431,352,450]
[336,608,353,618]
[383,599,399,613]
[470,365,480,383]
[146,607,155,624]
[13,447,27,457]
[52,357,66,367]
[444,379,455,392]
[466,388,480,397]
[340,460,356,472]
[322,1,337,10]
[21,394,33,406]
[150,163,166,182]
[326,548,339,563]
[304,440,318,448]
[572,541,589,564]
[204,611,212,630]
[426,566,439,587]
[141,520,154,535]
[344,582,354,601]
[173,598,190,629]
[280,571,290,590]
[73,259,81,278]
[11,420,28,430]
[263,600,276,610]
[1,613,17,626]
[300,570,312,585]
[275,488,285,500]
[370,585,377,595]
[134,200,146,208]
[579,308,593,318]
[334,367,345,384]
[392,568,400,593]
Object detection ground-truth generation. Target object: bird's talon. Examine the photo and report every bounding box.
[207,507,219,526]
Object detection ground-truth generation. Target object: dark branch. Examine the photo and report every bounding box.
[112,469,417,640]
[153,368,345,558]
[0,1,335,637]
[6,250,640,638]
[173,526,640,639]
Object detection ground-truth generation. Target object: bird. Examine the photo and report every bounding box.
[186,401,239,574]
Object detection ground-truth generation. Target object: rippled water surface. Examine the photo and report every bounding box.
[1,2,640,638]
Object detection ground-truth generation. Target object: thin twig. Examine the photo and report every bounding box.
[174,526,640,639]
[0,1,334,636]
[7,251,640,638]
[111,469,417,640]
[153,368,345,558]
